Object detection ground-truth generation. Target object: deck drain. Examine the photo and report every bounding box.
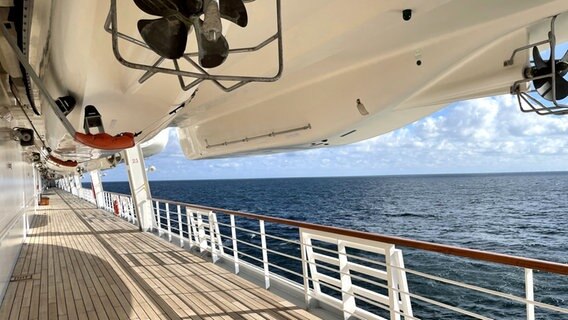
[10,274,33,282]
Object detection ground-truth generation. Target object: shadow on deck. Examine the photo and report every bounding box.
[0,191,321,320]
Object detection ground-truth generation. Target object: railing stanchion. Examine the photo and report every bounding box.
[166,202,172,242]
[156,201,162,236]
[126,197,132,223]
[230,214,239,274]
[209,211,218,262]
[131,198,136,224]
[299,228,310,309]
[260,219,270,289]
[197,212,206,253]
[385,246,401,320]
[177,205,184,247]
[525,268,535,320]
[186,207,193,248]
[118,195,123,219]
[338,240,356,319]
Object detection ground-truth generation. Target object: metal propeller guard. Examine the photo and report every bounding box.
[505,15,568,115]
[105,0,284,92]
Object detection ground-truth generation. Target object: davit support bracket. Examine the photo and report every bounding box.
[123,144,155,232]
[0,22,135,151]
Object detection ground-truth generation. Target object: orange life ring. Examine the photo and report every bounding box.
[113,199,120,216]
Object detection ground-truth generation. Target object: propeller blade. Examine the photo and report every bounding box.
[133,0,183,16]
[556,76,568,100]
[192,19,229,68]
[561,50,568,63]
[559,51,568,77]
[138,17,188,59]
[534,75,568,101]
[219,0,248,27]
[532,46,547,69]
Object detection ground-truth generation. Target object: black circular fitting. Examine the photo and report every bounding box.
[402,9,412,21]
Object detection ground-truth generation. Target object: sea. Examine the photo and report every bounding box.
[99,172,568,319]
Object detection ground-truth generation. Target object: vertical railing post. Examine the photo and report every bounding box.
[230,215,239,274]
[121,196,126,220]
[393,249,413,317]
[127,197,133,223]
[156,201,162,236]
[299,229,311,309]
[165,202,172,242]
[119,195,124,219]
[209,212,218,262]
[197,212,206,253]
[213,213,224,256]
[304,235,321,296]
[259,220,270,289]
[177,205,184,247]
[125,196,131,223]
[525,268,535,320]
[186,207,193,248]
[385,246,401,320]
[132,198,137,224]
[338,240,355,320]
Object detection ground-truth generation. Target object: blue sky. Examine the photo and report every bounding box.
[100,94,568,182]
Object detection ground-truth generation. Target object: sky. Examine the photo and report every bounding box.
[100,93,568,182]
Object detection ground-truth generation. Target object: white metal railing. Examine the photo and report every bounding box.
[71,188,568,320]
[148,197,568,320]
[79,187,96,204]
[79,189,138,226]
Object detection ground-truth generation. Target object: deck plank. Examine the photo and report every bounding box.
[0,190,321,320]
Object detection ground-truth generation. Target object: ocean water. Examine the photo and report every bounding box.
[100,172,568,319]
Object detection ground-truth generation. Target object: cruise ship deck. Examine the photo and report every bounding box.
[0,190,320,320]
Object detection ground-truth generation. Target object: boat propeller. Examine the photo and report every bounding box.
[528,46,568,101]
[134,0,248,68]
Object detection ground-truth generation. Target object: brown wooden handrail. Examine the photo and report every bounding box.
[151,196,568,275]
[103,190,131,197]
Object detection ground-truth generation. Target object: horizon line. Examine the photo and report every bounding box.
[95,169,568,183]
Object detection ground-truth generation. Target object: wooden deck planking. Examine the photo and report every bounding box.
[0,191,321,320]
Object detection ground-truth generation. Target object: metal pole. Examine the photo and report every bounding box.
[166,202,172,242]
[525,268,535,320]
[186,207,193,248]
[260,220,270,289]
[299,229,311,309]
[156,201,162,236]
[177,205,184,247]
[209,212,217,262]
[230,215,239,274]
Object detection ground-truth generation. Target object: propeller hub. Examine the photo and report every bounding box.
[203,0,223,41]
[134,0,248,68]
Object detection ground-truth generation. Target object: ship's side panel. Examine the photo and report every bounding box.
[0,128,35,302]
